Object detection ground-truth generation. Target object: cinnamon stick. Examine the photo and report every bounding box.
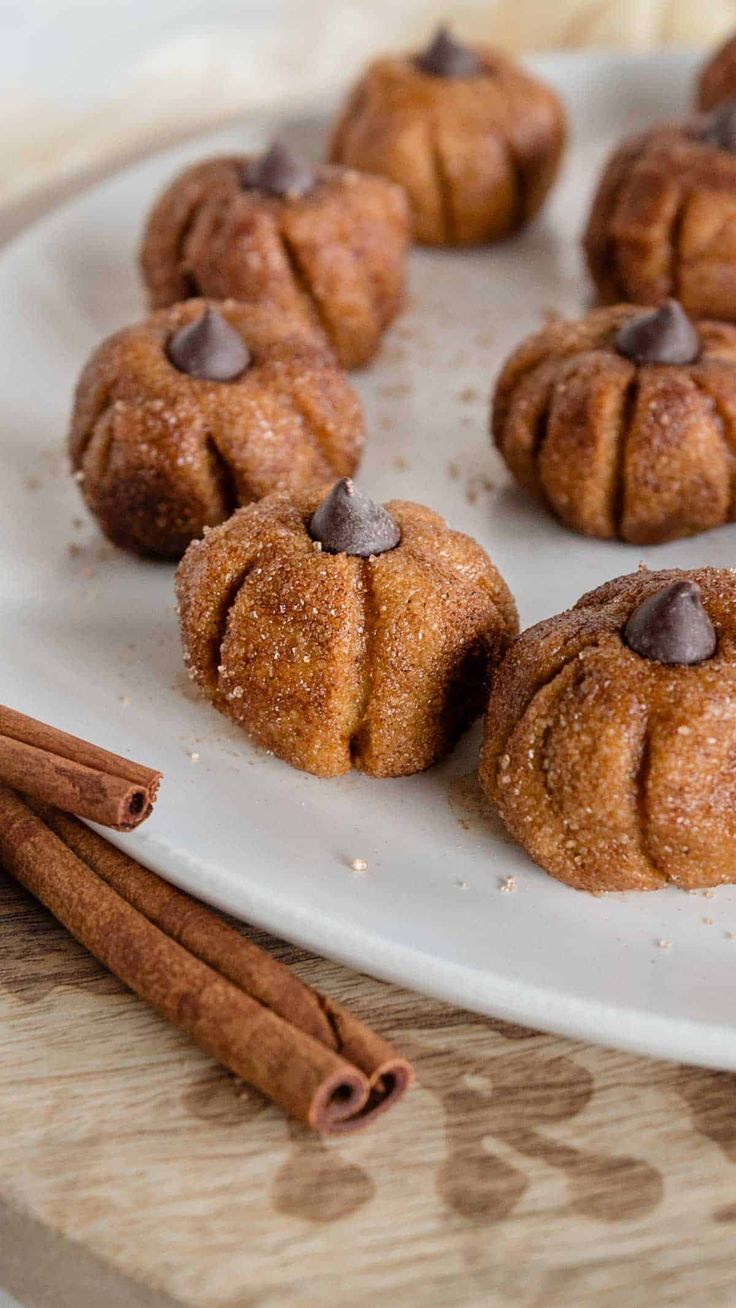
[0,704,161,829]
[0,787,412,1132]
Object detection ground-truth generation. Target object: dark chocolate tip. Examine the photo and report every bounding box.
[166,308,250,381]
[309,479,401,558]
[623,580,717,666]
[243,140,315,199]
[416,25,481,78]
[699,97,736,152]
[614,300,701,367]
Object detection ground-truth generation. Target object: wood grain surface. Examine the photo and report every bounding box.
[3,867,736,1308]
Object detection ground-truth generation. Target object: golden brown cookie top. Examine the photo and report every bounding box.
[176,484,518,694]
[600,112,736,192]
[70,296,343,465]
[345,40,562,135]
[489,568,736,751]
[140,150,408,314]
[494,302,736,413]
[149,153,394,221]
[575,567,736,647]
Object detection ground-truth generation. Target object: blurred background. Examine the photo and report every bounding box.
[2,0,736,234]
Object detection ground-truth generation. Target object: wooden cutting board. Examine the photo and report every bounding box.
[2,867,736,1308]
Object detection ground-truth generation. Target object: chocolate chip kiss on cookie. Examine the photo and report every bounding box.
[176,481,518,778]
[242,140,316,200]
[613,300,701,366]
[623,580,716,665]
[415,26,481,78]
[309,478,401,557]
[166,306,250,380]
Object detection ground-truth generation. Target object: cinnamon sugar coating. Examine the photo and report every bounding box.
[69,300,363,560]
[584,122,736,319]
[176,490,518,778]
[330,47,565,246]
[140,159,409,370]
[698,34,736,110]
[480,567,736,893]
[492,304,736,544]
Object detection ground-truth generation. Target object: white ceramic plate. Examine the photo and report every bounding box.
[3,50,734,1070]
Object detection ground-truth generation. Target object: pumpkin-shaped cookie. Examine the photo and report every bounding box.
[480,568,736,893]
[140,143,409,370]
[176,480,518,778]
[70,300,363,559]
[492,300,736,544]
[584,101,736,320]
[330,27,565,246]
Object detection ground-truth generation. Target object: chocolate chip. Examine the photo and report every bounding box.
[416,26,481,78]
[309,479,401,557]
[243,141,315,199]
[699,98,736,151]
[614,300,701,366]
[166,308,250,381]
[623,580,716,665]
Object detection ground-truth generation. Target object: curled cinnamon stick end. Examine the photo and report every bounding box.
[1,790,412,1133]
[308,1059,413,1132]
[306,1048,413,1132]
[315,1058,413,1134]
[0,704,161,829]
[314,994,414,1130]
